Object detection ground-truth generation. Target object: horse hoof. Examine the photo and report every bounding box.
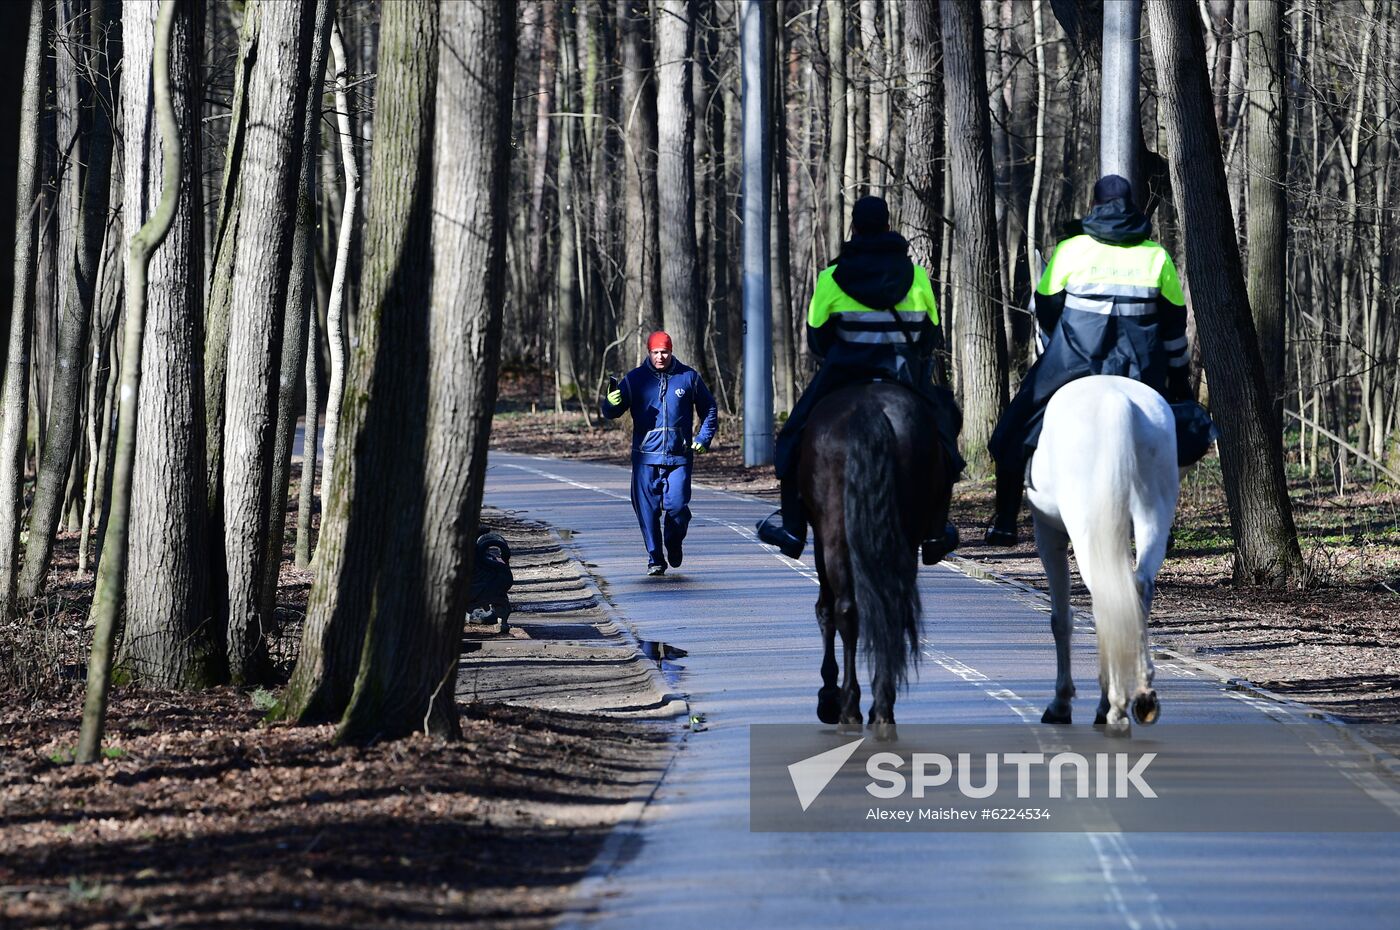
[1041,706,1072,725]
[1132,689,1160,726]
[817,687,841,725]
[1103,719,1132,739]
[837,720,862,736]
[872,721,898,742]
[1093,709,1109,726]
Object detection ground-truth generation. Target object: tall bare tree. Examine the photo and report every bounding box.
[221,0,322,683]
[824,0,847,258]
[262,0,331,621]
[78,0,182,764]
[284,0,441,726]
[119,0,221,687]
[941,0,1007,476]
[655,0,702,368]
[1245,0,1286,434]
[619,0,662,360]
[317,17,361,544]
[19,0,116,601]
[339,0,517,742]
[898,0,944,280]
[1146,0,1303,585]
[0,0,46,617]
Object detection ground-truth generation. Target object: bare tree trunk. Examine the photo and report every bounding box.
[338,0,517,743]
[117,0,222,688]
[284,0,440,726]
[295,276,320,569]
[526,2,556,301]
[78,0,181,765]
[317,19,361,543]
[655,0,703,369]
[261,0,331,622]
[860,0,887,193]
[77,205,122,576]
[222,0,320,684]
[1026,0,1048,263]
[823,0,846,260]
[941,0,1007,476]
[554,7,580,405]
[619,0,661,360]
[19,0,115,601]
[1146,0,1302,586]
[204,3,259,542]
[769,1,794,415]
[1245,0,1285,435]
[201,4,262,637]
[0,0,45,617]
[899,0,943,272]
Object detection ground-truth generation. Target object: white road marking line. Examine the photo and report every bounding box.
[1088,832,1177,930]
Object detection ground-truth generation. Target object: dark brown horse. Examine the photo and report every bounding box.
[800,382,955,740]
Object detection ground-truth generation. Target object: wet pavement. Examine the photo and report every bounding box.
[484,451,1400,929]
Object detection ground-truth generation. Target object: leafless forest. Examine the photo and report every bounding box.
[0,0,1395,745]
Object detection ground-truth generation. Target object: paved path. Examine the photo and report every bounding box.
[485,451,1400,929]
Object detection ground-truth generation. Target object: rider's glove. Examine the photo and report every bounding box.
[606,389,623,406]
[691,441,708,454]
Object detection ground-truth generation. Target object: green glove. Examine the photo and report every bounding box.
[691,441,708,454]
[607,389,622,406]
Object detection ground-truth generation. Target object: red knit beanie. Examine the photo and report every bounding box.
[647,331,673,352]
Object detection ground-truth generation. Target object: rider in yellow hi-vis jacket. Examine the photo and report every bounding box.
[985,174,1191,546]
[757,196,964,561]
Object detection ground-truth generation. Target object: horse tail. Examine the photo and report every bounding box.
[1077,396,1148,709]
[843,408,920,692]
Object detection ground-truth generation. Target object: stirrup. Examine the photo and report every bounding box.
[983,522,1019,547]
[756,511,805,559]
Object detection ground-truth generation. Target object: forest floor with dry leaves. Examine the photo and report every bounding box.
[1,499,671,928]
[492,369,1400,725]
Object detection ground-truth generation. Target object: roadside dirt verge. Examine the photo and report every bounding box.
[1,513,675,929]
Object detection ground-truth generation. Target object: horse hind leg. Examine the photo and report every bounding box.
[866,673,897,742]
[816,579,841,725]
[835,596,863,732]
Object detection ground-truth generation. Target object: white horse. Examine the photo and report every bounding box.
[1026,375,1179,737]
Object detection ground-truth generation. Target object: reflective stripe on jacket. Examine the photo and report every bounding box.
[806,263,938,371]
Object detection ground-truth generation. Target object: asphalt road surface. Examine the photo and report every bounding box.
[485,451,1400,929]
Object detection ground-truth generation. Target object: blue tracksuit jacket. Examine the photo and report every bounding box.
[600,358,718,464]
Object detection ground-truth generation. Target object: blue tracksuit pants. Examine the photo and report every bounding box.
[631,457,692,566]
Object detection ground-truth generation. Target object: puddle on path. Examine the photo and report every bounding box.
[638,641,689,682]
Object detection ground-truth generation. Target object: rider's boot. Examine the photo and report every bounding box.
[757,478,807,559]
[921,522,960,565]
[983,457,1022,547]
